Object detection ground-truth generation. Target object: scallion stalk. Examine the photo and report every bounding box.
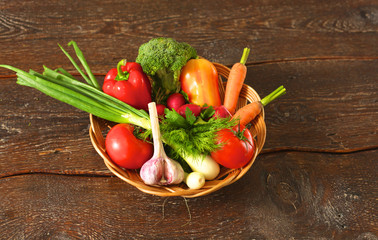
[1,64,151,129]
[57,42,100,89]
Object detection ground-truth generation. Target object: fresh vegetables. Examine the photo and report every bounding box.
[182,154,220,180]
[177,104,202,118]
[103,59,152,111]
[223,48,250,115]
[160,107,236,180]
[213,105,232,119]
[105,124,153,169]
[140,102,185,185]
[161,108,235,180]
[0,40,232,184]
[184,172,205,190]
[135,37,197,102]
[0,65,152,129]
[167,92,186,110]
[156,104,167,117]
[232,86,286,126]
[211,124,255,169]
[160,108,236,160]
[1,38,287,191]
[180,58,222,107]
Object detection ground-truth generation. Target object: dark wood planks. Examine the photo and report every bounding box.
[0,150,376,239]
[245,59,378,152]
[0,0,377,75]
[0,0,377,239]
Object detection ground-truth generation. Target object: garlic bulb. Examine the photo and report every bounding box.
[140,102,185,185]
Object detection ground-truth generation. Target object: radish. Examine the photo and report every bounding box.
[167,93,186,110]
[155,104,166,117]
[213,105,232,119]
[177,104,201,118]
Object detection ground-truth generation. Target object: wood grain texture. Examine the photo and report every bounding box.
[0,0,377,75]
[0,151,376,239]
[0,0,377,239]
[245,59,378,152]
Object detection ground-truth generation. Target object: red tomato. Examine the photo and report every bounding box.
[105,124,153,169]
[211,124,255,169]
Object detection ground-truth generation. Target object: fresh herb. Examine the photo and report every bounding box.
[160,108,236,158]
[200,105,216,120]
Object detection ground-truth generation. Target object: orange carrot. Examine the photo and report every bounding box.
[232,86,286,126]
[223,48,250,115]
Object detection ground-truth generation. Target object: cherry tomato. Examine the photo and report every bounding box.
[211,124,255,169]
[105,123,153,169]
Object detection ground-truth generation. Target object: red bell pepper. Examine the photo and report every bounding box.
[179,59,222,107]
[103,59,152,111]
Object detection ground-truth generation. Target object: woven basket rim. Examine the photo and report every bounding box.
[89,62,266,198]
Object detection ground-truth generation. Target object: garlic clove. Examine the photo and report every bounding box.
[164,159,185,185]
[140,157,164,185]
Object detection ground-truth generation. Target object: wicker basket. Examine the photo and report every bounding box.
[89,62,266,198]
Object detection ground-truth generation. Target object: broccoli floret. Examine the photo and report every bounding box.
[136,37,197,103]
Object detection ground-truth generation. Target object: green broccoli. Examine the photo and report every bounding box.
[135,37,198,103]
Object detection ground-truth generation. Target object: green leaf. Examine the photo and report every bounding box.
[58,43,92,87]
[160,109,237,157]
[68,41,100,89]
[164,108,189,128]
[180,90,190,103]
[185,107,197,125]
[200,106,215,120]
[55,67,75,79]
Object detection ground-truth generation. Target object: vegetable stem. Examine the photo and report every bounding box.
[42,67,148,119]
[68,41,100,89]
[260,85,286,107]
[58,44,92,87]
[58,42,100,89]
[149,102,167,159]
[240,48,250,65]
[116,59,129,80]
[0,64,151,129]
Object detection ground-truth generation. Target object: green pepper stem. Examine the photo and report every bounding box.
[116,59,129,80]
[240,48,250,65]
[260,85,286,107]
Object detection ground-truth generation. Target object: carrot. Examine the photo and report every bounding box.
[223,47,250,115]
[232,86,286,126]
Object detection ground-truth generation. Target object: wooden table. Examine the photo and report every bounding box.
[1,0,377,239]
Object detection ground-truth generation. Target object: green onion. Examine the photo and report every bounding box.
[0,64,151,129]
[58,42,100,89]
